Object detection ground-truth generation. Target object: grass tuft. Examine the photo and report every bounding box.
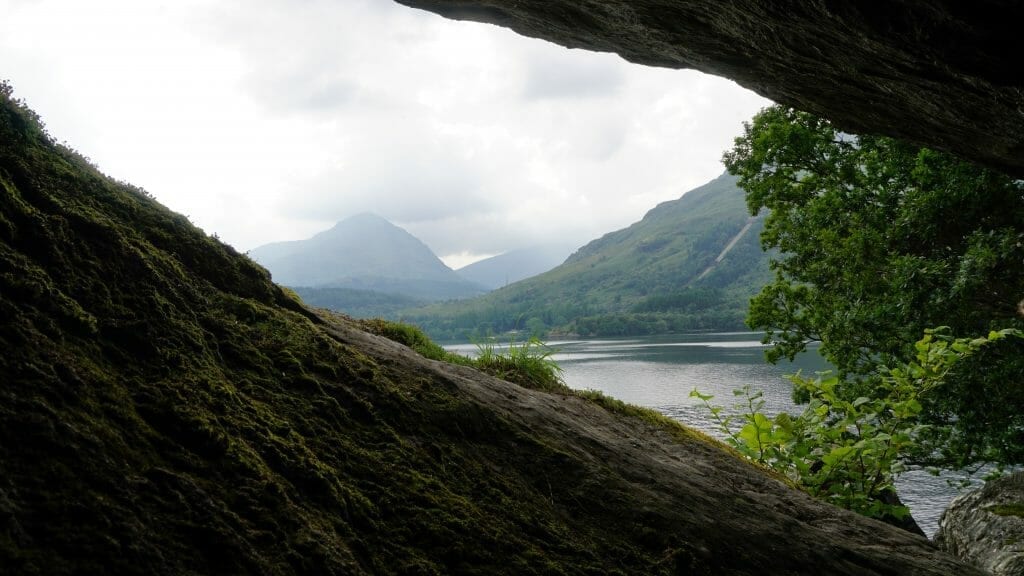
[359,318,473,366]
[363,321,565,392]
[474,337,567,392]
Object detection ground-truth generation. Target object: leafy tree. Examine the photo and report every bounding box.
[723,105,1024,466]
[693,327,1021,524]
[403,174,771,340]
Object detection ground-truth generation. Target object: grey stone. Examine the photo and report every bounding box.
[935,472,1024,576]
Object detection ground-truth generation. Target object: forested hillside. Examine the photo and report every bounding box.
[406,173,771,340]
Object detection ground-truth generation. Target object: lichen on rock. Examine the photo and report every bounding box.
[935,471,1024,576]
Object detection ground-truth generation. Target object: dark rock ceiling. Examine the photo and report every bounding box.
[396,0,1024,178]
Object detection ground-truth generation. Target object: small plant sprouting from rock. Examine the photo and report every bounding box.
[359,318,472,366]
[361,319,565,392]
[473,336,566,392]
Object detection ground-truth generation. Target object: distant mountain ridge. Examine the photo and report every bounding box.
[456,244,574,289]
[407,173,773,340]
[249,213,486,301]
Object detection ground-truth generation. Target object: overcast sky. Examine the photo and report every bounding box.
[1,0,770,268]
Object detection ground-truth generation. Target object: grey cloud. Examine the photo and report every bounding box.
[522,48,625,100]
[573,115,628,161]
[401,214,524,257]
[400,213,593,259]
[250,71,358,112]
[281,127,496,223]
[196,0,409,115]
[0,0,772,265]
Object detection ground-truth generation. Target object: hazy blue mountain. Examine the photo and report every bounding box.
[249,213,487,300]
[406,173,773,339]
[456,244,575,289]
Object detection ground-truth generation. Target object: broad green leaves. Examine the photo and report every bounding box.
[693,328,1021,520]
[724,104,1024,465]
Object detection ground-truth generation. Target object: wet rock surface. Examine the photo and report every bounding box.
[935,472,1024,576]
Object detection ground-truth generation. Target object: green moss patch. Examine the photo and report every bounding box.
[989,503,1024,517]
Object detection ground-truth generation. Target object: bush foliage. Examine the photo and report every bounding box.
[694,328,1022,522]
[724,104,1024,466]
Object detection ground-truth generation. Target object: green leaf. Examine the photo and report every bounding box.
[689,388,714,402]
[727,103,1024,468]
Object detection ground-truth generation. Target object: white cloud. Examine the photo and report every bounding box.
[0,0,771,263]
[522,46,626,100]
[282,117,494,223]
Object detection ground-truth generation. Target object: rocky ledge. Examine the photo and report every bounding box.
[935,472,1024,576]
[397,0,1024,178]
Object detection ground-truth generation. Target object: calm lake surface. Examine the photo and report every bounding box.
[448,332,977,538]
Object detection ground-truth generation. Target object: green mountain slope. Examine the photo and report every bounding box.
[250,213,486,300]
[407,173,771,340]
[0,86,977,575]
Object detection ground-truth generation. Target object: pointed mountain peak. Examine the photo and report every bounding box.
[248,212,485,299]
[317,212,398,236]
[341,212,392,225]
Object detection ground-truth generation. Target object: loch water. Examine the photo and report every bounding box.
[448,332,978,538]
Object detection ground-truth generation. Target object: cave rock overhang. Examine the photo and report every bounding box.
[396,0,1024,179]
